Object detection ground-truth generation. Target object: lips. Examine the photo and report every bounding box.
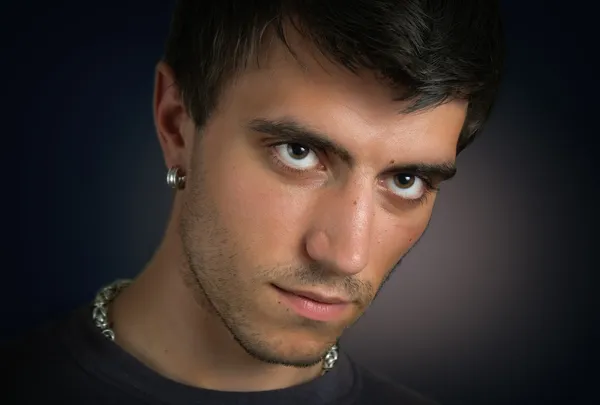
[272,284,351,322]
[281,288,350,305]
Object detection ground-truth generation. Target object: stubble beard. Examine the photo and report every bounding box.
[177,167,336,368]
[174,155,418,368]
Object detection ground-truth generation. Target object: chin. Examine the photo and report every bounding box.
[231,327,337,368]
[244,341,332,368]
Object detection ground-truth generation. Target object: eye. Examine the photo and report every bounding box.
[273,143,321,171]
[383,174,427,200]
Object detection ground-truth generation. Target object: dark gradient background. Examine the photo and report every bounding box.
[2,1,596,404]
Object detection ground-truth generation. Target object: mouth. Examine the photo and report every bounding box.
[271,284,351,322]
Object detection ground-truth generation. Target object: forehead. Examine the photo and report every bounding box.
[219,34,467,164]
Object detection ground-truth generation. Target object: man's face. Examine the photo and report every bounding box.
[172,38,466,367]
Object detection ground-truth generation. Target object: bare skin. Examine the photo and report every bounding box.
[110,33,467,392]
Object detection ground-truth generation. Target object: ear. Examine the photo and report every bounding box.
[153,61,193,171]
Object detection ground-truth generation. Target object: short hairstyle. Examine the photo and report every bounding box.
[164,0,505,154]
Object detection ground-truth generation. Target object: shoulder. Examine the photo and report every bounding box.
[349,357,440,405]
[1,310,75,374]
[1,315,65,370]
[0,307,99,402]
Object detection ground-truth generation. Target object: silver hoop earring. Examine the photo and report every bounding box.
[166,166,186,190]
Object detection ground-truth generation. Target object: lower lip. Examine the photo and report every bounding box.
[273,285,349,322]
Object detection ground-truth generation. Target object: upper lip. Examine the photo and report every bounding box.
[274,285,351,305]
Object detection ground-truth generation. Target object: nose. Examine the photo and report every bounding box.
[304,182,374,276]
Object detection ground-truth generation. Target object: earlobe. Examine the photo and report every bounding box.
[153,61,189,170]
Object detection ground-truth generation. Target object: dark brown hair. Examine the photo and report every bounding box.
[164,0,505,153]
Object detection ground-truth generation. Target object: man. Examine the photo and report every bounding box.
[4,1,504,404]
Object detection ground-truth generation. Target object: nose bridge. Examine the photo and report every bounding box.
[306,179,374,275]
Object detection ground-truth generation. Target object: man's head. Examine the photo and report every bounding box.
[154,0,504,368]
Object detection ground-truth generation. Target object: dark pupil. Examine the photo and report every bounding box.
[287,143,309,159]
[394,174,415,188]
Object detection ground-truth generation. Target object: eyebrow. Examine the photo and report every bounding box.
[246,117,457,182]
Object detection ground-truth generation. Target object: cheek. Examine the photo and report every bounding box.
[371,204,435,275]
[205,144,311,264]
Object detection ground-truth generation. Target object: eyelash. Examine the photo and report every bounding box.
[267,142,326,175]
[386,177,437,207]
[267,141,438,205]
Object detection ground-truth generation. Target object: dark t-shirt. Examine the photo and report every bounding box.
[2,305,438,405]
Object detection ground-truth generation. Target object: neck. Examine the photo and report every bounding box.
[109,229,324,392]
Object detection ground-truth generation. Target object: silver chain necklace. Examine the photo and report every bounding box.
[92,279,339,373]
